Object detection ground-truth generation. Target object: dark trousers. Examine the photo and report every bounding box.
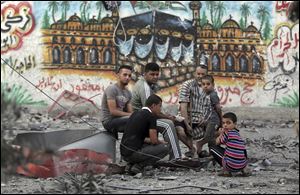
[205,122,220,148]
[123,143,169,167]
[210,145,225,166]
[210,145,248,167]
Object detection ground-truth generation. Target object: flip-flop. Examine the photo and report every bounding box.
[184,151,195,158]
[241,169,252,177]
[218,170,232,177]
[198,150,210,158]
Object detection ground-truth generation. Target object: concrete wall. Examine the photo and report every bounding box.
[1,1,299,115]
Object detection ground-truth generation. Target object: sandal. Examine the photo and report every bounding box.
[218,170,232,177]
[241,168,252,177]
[198,150,210,158]
[184,151,195,158]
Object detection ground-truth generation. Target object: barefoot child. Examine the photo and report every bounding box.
[195,75,222,157]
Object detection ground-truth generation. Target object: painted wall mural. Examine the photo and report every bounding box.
[1,2,35,53]
[1,1,299,111]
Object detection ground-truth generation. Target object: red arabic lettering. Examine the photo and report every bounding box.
[276,1,291,15]
[36,76,63,92]
[240,82,255,105]
[217,84,254,106]
[70,79,105,95]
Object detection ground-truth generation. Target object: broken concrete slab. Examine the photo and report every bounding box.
[58,132,116,163]
[16,149,124,178]
[12,129,95,152]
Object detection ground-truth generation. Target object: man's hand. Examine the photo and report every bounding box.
[167,115,176,122]
[158,140,168,144]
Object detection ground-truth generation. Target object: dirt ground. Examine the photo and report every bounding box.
[1,107,299,194]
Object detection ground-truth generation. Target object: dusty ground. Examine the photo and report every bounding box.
[1,107,299,194]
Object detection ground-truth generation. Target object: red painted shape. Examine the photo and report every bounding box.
[16,149,112,178]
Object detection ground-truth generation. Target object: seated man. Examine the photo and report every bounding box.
[100,65,133,139]
[121,94,169,175]
[178,65,213,157]
[131,62,182,160]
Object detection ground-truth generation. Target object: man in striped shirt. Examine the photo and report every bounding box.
[210,112,250,177]
[131,62,182,160]
[178,65,212,157]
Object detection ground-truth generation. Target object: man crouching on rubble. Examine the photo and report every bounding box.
[120,94,169,175]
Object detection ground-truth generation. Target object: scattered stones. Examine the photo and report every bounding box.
[278,178,287,185]
[133,173,142,179]
[209,182,218,187]
[158,176,177,180]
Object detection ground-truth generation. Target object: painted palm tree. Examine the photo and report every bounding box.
[133,1,187,12]
[240,3,251,30]
[150,1,166,10]
[165,1,187,11]
[80,1,91,24]
[48,1,59,23]
[134,1,151,10]
[215,1,226,30]
[61,1,70,22]
[96,1,103,22]
[206,1,217,27]
[257,5,270,32]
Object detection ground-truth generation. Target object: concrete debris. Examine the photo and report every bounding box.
[158,176,178,180]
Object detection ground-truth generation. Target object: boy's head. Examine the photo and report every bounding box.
[144,63,160,85]
[145,94,162,115]
[201,75,214,93]
[222,112,237,130]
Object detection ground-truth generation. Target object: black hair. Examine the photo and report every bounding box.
[145,94,162,107]
[201,75,215,84]
[223,112,237,123]
[145,62,160,73]
[117,65,133,73]
[197,64,208,70]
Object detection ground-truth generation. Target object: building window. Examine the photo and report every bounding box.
[52,46,60,64]
[200,52,208,66]
[252,56,261,73]
[225,54,235,72]
[90,48,99,64]
[239,55,248,72]
[63,47,71,64]
[92,39,97,46]
[104,49,112,64]
[77,48,85,64]
[242,45,247,52]
[199,44,204,51]
[234,45,239,51]
[52,36,58,44]
[61,37,66,44]
[225,45,230,51]
[81,38,86,45]
[218,44,223,51]
[212,54,220,71]
[208,44,213,51]
[71,37,75,44]
[100,40,105,45]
